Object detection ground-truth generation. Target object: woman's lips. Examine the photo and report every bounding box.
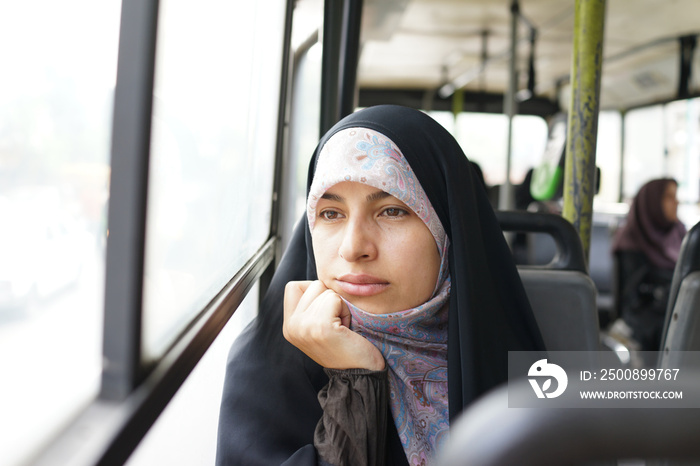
[336,274,389,296]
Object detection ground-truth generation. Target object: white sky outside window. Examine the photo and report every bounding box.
[142,0,285,361]
[453,112,547,186]
[595,111,622,204]
[623,105,665,200]
[0,2,120,464]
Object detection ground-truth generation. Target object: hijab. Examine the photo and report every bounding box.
[303,105,544,410]
[307,127,451,464]
[216,104,545,466]
[613,178,687,269]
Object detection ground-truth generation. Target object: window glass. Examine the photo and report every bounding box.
[454,113,547,186]
[623,100,700,227]
[623,105,664,199]
[286,0,324,238]
[595,111,622,203]
[664,98,700,226]
[665,99,700,202]
[0,1,120,463]
[289,43,322,227]
[143,0,286,360]
[126,283,259,466]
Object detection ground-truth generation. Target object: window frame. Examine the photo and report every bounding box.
[32,0,293,463]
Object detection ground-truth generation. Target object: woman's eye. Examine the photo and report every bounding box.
[320,210,341,220]
[382,207,407,218]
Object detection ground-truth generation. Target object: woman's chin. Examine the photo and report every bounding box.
[343,296,402,315]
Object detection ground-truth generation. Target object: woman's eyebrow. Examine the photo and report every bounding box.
[321,192,343,202]
[320,190,390,203]
[366,190,391,202]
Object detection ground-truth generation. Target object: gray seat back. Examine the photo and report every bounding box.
[497,211,600,352]
[661,221,700,355]
[661,270,700,355]
[438,377,700,466]
[588,211,625,321]
[519,268,599,351]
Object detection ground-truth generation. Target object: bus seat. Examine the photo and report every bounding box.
[526,232,557,265]
[438,377,700,466]
[496,211,600,353]
[588,218,615,319]
[521,209,621,328]
[513,201,559,266]
[519,269,599,352]
[661,271,700,353]
[660,221,700,354]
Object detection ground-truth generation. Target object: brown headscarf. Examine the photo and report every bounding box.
[613,178,687,269]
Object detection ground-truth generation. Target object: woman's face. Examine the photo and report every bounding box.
[661,182,679,223]
[312,181,441,314]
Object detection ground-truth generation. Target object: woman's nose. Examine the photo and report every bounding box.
[338,218,377,261]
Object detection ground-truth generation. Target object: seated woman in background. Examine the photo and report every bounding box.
[612,178,687,352]
[216,105,544,465]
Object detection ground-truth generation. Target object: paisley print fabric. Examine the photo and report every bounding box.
[344,283,450,466]
[306,126,451,465]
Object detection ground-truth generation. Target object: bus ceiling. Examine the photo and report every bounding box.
[331,0,700,114]
[309,0,699,260]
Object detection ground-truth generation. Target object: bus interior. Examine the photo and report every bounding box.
[1,0,700,464]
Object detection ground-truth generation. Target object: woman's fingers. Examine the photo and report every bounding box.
[283,281,312,321]
[283,280,384,371]
[284,280,336,343]
[295,280,330,314]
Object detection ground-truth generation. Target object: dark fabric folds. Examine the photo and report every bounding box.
[216,105,545,465]
[216,220,326,466]
[315,368,388,466]
[616,250,674,351]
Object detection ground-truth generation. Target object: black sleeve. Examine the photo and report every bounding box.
[215,319,329,466]
[314,368,388,466]
[216,322,392,466]
[217,218,330,465]
[617,251,649,318]
[617,251,673,317]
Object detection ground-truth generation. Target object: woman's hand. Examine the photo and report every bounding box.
[283,281,385,371]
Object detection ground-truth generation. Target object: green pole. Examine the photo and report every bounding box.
[452,88,464,119]
[562,0,606,264]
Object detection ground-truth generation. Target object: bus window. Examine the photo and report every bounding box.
[126,283,260,465]
[623,105,665,199]
[625,99,700,227]
[0,1,120,464]
[283,1,323,249]
[453,112,547,186]
[142,0,286,361]
[595,110,622,204]
[665,98,700,209]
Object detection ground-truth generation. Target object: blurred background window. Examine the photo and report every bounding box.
[0,1,121,464]
[453,112,548,186]
[142,0,286,361]
[624,98,700,226]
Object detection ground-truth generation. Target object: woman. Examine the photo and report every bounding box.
[216,105,545,465]
[612,178,687,352]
